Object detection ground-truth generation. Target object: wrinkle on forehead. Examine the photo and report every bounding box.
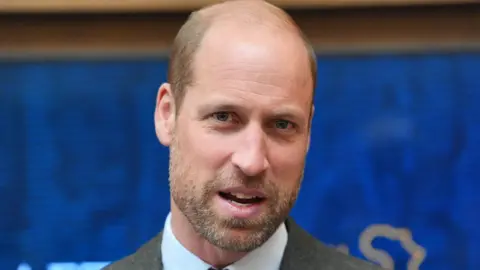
[202,66,308,96]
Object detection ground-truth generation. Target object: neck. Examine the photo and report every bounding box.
[170,199,248,268]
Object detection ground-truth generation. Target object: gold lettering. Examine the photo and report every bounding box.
[359,224,427,270]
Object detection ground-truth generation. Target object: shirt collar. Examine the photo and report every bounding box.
[161,212,288,270]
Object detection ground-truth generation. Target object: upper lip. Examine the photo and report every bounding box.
[219,187,266,198]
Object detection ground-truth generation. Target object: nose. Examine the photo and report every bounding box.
[231,124,270,176]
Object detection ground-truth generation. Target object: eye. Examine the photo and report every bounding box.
[275,119,293,130]
[211,112,235,123]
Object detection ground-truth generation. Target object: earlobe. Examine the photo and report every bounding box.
[154,83,176,146]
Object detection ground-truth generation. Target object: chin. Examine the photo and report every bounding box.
[212,227,270,252]
[201,215,276,251]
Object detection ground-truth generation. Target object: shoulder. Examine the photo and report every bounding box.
[101,232,163,270]
[281,218,384,270]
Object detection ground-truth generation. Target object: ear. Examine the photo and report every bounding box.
[154,83,176,146]
[306,105,315,153]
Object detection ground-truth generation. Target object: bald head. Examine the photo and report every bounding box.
[167,0,317,112]
[159,1,316,257]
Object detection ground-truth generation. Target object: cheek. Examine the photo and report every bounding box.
[268,141,307,181]
[180,124,234,170]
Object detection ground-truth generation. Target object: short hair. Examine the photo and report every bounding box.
[167,0,317,113]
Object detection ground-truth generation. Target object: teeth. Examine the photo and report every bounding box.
[229,192,257,199]
[229,200,248,206]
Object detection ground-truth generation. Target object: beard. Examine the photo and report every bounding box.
[168,136,303,252]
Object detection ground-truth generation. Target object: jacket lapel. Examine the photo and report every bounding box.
[135,231,164,270]
[280,218,320,270]
[157,232,164,270]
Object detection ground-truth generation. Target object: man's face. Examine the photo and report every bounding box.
[166,23,313,252]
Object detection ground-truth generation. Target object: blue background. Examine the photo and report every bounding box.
[1,53,479,269]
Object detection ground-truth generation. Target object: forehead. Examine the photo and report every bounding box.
[189,21,313,107]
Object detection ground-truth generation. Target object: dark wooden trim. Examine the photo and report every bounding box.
[0,0,477,13]
[0,4,479,59]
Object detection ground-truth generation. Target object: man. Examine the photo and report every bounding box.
[104,0,383,269]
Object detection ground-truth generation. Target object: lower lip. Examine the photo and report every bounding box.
[215,194,265,219]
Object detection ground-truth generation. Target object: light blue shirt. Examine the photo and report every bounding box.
[161,212,288,270]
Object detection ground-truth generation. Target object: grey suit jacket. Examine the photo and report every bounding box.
[103,218,383,270]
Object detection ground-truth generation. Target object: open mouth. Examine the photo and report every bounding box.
[218,191,266,205]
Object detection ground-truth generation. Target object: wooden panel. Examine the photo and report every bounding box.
[0,0,478,13]
[298,5,480,54]
[0,4,479,59]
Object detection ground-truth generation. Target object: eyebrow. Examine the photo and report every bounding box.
[269,107,307,126]
[197,100,246,116]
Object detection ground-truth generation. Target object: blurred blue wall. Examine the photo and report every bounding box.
[0,53,479,270]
